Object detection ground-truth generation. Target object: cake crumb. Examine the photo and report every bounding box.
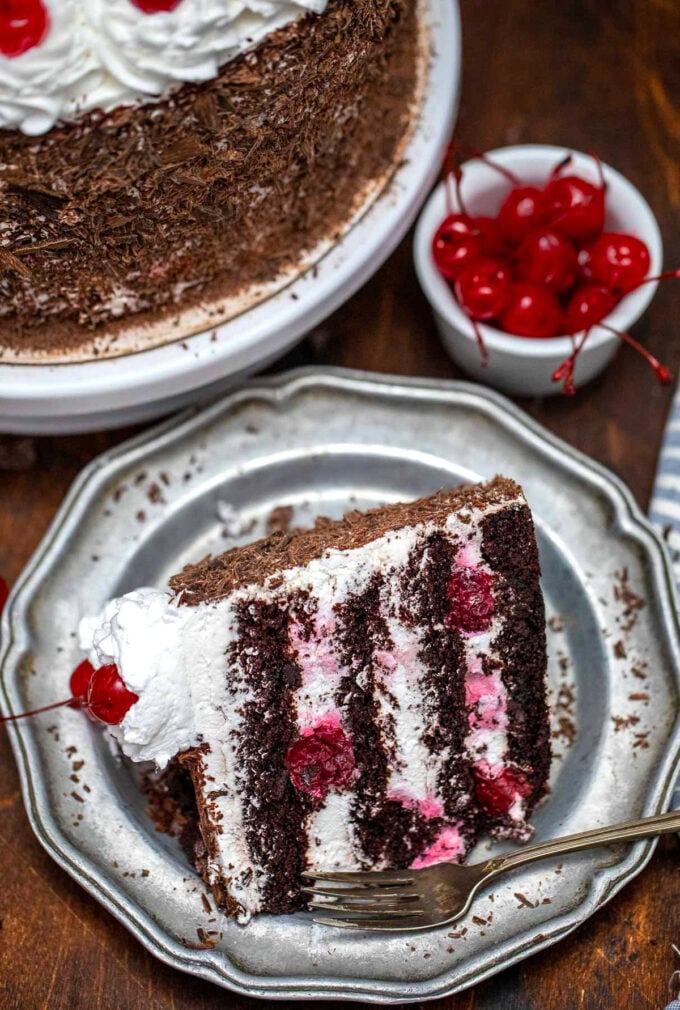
[266,505,294,536]
[181,929,218,950]
[613,567,645,632]
[612,714,640,733]
[147,483,165,505]
[514,892,537,909]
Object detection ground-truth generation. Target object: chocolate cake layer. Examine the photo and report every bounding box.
[482,506,551,823]
[0,0,418,357]
[171,477,525,603]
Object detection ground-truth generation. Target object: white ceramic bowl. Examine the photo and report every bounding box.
[414,145,663,396]
[0,0,460,435]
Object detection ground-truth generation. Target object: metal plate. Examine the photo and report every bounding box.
[2,368,679,1003]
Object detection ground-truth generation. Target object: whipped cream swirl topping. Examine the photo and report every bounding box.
[0,0,328,136]
[78,587,197,768]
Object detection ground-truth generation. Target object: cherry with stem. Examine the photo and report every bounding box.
[0,660,139,728]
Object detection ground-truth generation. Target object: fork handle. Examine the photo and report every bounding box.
[481,808,680,878]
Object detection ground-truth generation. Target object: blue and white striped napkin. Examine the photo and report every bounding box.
[650,389,680,814]
[651,392,680,579]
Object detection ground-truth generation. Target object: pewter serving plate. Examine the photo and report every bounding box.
[2,368,679,1002]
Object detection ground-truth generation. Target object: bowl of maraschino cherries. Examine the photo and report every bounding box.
[414,144,674,396]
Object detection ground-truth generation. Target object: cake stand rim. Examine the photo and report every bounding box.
[0,0,459,435]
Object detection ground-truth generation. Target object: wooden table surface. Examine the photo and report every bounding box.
[2,2,680,1007]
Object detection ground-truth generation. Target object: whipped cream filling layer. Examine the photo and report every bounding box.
[0,0,328,135]
[79,497,518,918]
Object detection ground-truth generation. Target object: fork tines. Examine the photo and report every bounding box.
[302,869,426,930]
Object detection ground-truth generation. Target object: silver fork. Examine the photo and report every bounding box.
[302,808,680,930]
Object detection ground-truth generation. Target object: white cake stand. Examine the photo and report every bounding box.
[0,0,460,434]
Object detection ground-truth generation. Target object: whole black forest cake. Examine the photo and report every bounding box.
[0,0,421,358]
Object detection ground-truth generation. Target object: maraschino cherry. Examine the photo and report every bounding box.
[472,153,546,246]
[496,186,546,247]
[0,0,49,58]
[455,258,512,321]
[576,245,595,282]
[542,153,606,243]
[286,723,355,800]
[69,659,94,705]
[446,567,495,633]
[515,228,578,294]
[473,215,507,258]
[0,576,8,618]
[588,232,651,293]
[432,167,501,281]
[129,0,183,11]
[0,659,138,727]
[432,216,482,281]
[455,258,512,364]
[500,282,563,338]
[564,284,617,332]
[473,765,531,816]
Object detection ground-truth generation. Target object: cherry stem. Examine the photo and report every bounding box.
[550,153,573,180]
[588,151,606,192]
[443,139,458,215]
[442,138,458,179]
[453,165,472,219]
[599,323,672,384]
[552,329,591,395]
[0,697,75,725]
[471,150,520,186]
[624,269,680,295]
[471,318,489,367]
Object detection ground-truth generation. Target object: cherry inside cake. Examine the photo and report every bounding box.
[79,476,550,922]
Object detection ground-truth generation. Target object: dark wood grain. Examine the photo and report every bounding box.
[1,1,680,1006]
